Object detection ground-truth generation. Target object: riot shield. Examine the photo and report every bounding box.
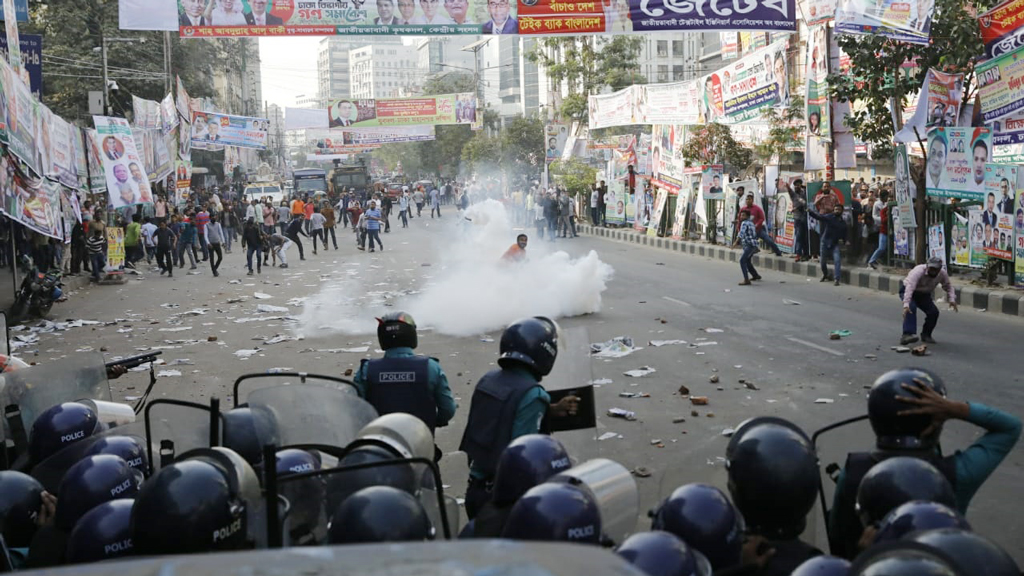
[811,414,871,554]
[144,398,224,470]
[29,422,149,492]
[232,373,359,408]
[0,353,111,450]
[246,385,378,449]
[542,326,598,461]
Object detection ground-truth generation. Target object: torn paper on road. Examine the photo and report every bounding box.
[158,327,192,332]
[256,304,290,313]
[264,334,298,345]
[589,378,613,385]
[591,336,642,358]
[157,370,182,377]
[649,340,687,347]
[254,292,272,299]
[175,309,208,317]
[624,366,656,377]
[598,432,620,441]
[234,348,262,358]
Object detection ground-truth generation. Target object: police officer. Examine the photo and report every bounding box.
[501,482,601,544]
[327,486,433,544]
[459,317,579,519]
[650,483,744,571]
[615,531,713,576]
[354,312,456,454]
[872,501,971,545]
[0,471,54,568]
[828,368,1021,559]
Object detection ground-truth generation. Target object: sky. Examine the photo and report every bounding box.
[259,37,321,109]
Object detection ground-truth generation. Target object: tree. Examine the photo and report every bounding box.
[754,95,805,167]
[828,0,996,261]
[499,116,544,181]
[549,159,596,196]
[680,123,753,174]
[461,133,501,176]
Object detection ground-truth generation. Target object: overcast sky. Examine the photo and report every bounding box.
[259,37,320,109]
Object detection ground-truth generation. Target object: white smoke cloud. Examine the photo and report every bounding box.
[295,199,614,338]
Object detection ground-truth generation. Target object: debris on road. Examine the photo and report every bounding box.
[678,384,690,395]
[343,368,354,376]
[253,292,272,299]
[264,334,298,345]
[691,410,699,417]
[864,354,877,359]
[157,370,182,377]
[256,304,289,313]
[591,336,642,358]
[783,299,801,305]
[911,345,930,356]
[672,417,687,423]
[702,328,724,333]
[649,439,663,445]
[607,408,637,421]
[829,333,841,340]
[589,378,613,385]
[709,375,719,384]
[690,396,709,406]
[234,348,262,359]
[624,366,656,377]
[631,467,652,478]
[207,336,218,342]
[598,432,620,441]
[689,341,718,347]
[814,398,835,404]
[893,346,911,353]
[744,382,760,391]
[649,339,687,347]
[619,392,650,398]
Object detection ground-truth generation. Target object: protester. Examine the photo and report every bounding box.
[430,186,441,218]
[284,215,308,261]
[365,200,384,253]
[737,208,761,286]
[867,191,889,269]
[308,207,326,255]
[269,232,291,268]
[303,197,315,234]
[86,228,106,282]
[205,214,224,277]
[414,188,425,217]
[140,216,157,265]
[175,213,198,271]
[242,217,263,275]
[194,205,211,261]
[808,203,847,285]
[154,219,176,277]
[899,257,957,345]
[124,215,142,268]
[791,181,810,262]
[321,202,338,250]
[501,234,528,263]
[398,191,410,228]
[812,182,840,258]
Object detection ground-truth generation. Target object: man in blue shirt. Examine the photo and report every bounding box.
[809,203,848,286]
[364,200,383,252]
[827,368,1020,559]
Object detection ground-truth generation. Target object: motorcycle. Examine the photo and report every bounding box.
[10,255,63,323]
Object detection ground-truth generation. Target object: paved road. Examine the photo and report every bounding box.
[23,208,1023,559]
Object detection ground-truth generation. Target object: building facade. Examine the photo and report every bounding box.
[349,43,421,99]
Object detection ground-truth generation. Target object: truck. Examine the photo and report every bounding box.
[330,158,370,199]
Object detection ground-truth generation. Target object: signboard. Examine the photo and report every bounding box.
[190,111,269,150]
[1015,191,1024,285]
[927,223,946,266]
[640,82,702,126]
[93,115,152,209]
[700,165,724,200]
[952,213,970,267]
[699,39,790,125]
[1,160,63,240]
[968,208,989,267]
[977,44,1024,122]
[979,0,1024,60]
[896,69,962,143]
[326,94,476,129]
[924,127,992,199]
[545,122,568,164]
[835,0,932,44]
[0,34,40,99]
[0,0,27,22]
[338,125,435,145]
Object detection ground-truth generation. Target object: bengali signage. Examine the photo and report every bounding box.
[924,127,992,199]
[979,0,1024,60]
[977,43,1024,122]
[326,94,476,128]
[699,39,790,124]
[190,111,269,150]
[835,0,932,44]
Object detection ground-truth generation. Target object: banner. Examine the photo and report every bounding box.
[175,75,191,120]
[306,130,382,156]
[952,213,970,267]
[893,206,913,257]
[174,160,192,206]
[93,115,152,209]
[721,32,739,60]
[545,123,568,164]
[588,87,638,130]
[924,127,992,199]
[650,124,682,183]
[1,59,39,175]
[983,164,1017,218]
[326,93,475,129]
[805,25,830,140]
[896,70,962,145]
[700,165,724,200]
[803,0,837,24]
[1,163,63,240]
[132,96,161,129]
[604,181,628,226]
[669,183,689,239]
[106,227,125,271]
[634,187,654,231]
[119,0,178,31]
[984,208,1015,260]
[968,208,989,267]
[636,134,652,175]
[190,111,268,150]
[894,144,917,228]
[977,44,1024,122]
[640,82,702,125]
[178,118,192,161]
[48,113,78,189]
[979,0,1024,60]
[927,223,946,267]
[0,34,41,100]
[700,39,790,125]
[835,0,932,44]
[1015,191,1024,285]
[84,129,107,192]
[337,125,435,145]
[647,188,668,237]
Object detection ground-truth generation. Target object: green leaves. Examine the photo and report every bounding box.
[681,123,752,173]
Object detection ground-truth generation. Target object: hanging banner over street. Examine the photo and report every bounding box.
[326,93,476,129]
[925,127,992,199]
[896,69,963,143]
[176,0,795,36]
[805,25,830,140]
[132,96,161,129]
[979,0,1024,60]
[337,125,435,145]
[1,59,40,176]
[588,87,638,130]
[699,39,790,125]
[190,111,269,150]
[1,161,63,240]
[977,43,1024,122]
[835,0,932,44]
[93,115,152,209]
[640,82,702,125]
[306,129,383,156]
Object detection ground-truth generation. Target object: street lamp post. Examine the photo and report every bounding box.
[98,37,146,116]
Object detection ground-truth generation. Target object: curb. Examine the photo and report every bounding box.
[579,224,1024,319]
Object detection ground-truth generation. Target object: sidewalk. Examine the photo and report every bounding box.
[578,223,1024,319]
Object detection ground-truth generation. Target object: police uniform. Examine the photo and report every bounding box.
[353,347,456,433]
[459,365,551,519]
[828,402,1021,559]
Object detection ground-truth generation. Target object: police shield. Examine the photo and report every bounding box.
[144,399,223,470]
[246,384,378,450]
[232,372,359,408]
[0,311,9,357]
[551,458,639,547]
[542,327,598,459]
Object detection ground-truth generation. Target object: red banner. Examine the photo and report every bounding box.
[979,0,1024,58]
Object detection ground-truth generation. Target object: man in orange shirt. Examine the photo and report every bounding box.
[501,234,528,263]
[290,196,305,219]
[303,198,315,235]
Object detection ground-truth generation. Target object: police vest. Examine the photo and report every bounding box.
[829,449,957,560]
[458,369,542,479]
[363,356,436,433]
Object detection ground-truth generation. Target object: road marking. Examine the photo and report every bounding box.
[662,296,692,307]
[786,337,845,357]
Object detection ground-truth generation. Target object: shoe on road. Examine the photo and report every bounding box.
[834,280,840,286]
[751,275,762,281]
[738,280,752,286]
[921,335,936,344]
[900,334,919,345]
[247,270,253,276]
[820,275,830,282]
[280,264,289,268]
[869,262,878,270]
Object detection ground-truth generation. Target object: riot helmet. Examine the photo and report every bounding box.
[356,413,434,463]
[615,531,713,576]
[276,448,325,540]
[29,402,103,464]
[55,454,142,531]
[650,483,744,571]
[502,482,602,544]
[377,311,418,350]
[86,435,150,477]
[132,447,262,555]
[0,471,44,547]
[65,499,135,563]
[326,486,433,544]
[498,316,559,379]
[325,445,418,514]
[849,541,964,576]
[873,501,971,544]
[907,529,1020,576]
[855,457,955,528]
[725,417,818,540]
[868,368,947,449]
[492,434,572,507]
[792,556,852,576]
[223,407,278,469]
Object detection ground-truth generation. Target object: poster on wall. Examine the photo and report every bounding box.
[952,213,970,267]
[924,127,992,199]
[968,207,989,268]
[835,0,933,44]
[670,186,689,240]
[647,188,668,237]
[1015,191,1024,285]
[983,163,1017,214]
[604,179,627,226]
[700,165,724,200]
[804,25,830,140]
[895,69,962,143]
[545,123,568,164]
[927,223,946,266]
[985,211,1015,260]
[894,144,917,227]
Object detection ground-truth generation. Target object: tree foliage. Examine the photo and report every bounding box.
[549,158,596,196]
[680,123,752,174]
[460,115,544,182]
[754,95,804,166]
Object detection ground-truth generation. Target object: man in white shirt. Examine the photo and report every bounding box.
[590,186,599,224]
[141,217,158,264]
[374,0,398,24]
[411,0,454,24]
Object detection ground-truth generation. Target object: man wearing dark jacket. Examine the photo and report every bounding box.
[809,204,847,286]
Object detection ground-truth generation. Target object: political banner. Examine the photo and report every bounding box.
[968,208,989,267]
[1015,191,1024,285]
[924,127,992,199]
[979,0,1024,60]
[985,211,1015,260]
[650,124,683,184]
[48,113,79,189]
[604,180,628,226]
[668,182,689,239]
[639,82,702,126]
[952,213,970,267]
[636,134,652,175]
[1,59,39,176]
[60,189,80,243]
[1,166,63,240]
[178,118,192,161]
[983,164,1017,216]
[84,129,108,192]
[647,188,668,237]
[588,86,638,130]
[160,93,179,135]
[190,111,269,150]
[805,25,830,140]
[634,187,654,231]
[990,109,1024,146]
[700,165,724,200]
[73,127,89,191]
[896,69,962,145]
[93,115,152,209]
[175,75,190,120]
[306,133,381,156]
[326,93,475,129]
[803,0,837,24]
[336,125,435,145]
[720,32,739,60]
[132,96,161,129]
[977,45,1024,122]
[699,39,790,125]
[175,159,192,191]
[285,107,329,130]
[835,0,932,44]
[0,34,41,100]
[894,144,917,228]
[545,123,568,164]
[106,227,125,271]
[927,223,946,267]
[893,206,912,257]
[589,135,635,149]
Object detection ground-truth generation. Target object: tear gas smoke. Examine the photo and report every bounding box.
[295,199,614,338]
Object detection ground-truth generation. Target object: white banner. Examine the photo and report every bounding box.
[588,86,639,130]
[118,0,178,31]
[285,107,330,131]
[640,82,702,125]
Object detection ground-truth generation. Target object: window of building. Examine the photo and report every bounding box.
[673,65,685,80]
[656,40,668,58]
[657,64,668,82]
[672,40,684,57]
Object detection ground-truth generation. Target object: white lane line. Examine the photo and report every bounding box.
[663,296,692,307]
[786,336,845,357]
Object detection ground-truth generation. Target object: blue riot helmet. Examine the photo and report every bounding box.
[0,471,44,547]
[498,317,559,379]
[907,529,1019,576]
[855,457,955,528]
[29,402,103,464]
[276,448,325,541]
[86,435,150,477]
[849,541,964,576]
[492,434,572,507]
[327,486,433,544]
[502,482,602,544]
[868,368,946,449]
[325,445,418,515]
[54,454,142,531]
[873,501,971,544]
[223,407,278,470]
[65,499,135,563]
[792,556,852,576]
[615,531,712,576]
[650,483,744,571]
